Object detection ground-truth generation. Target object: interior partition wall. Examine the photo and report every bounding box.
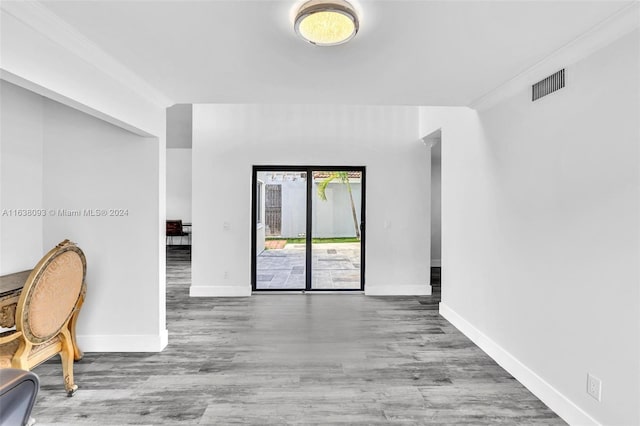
[251,166,366,292]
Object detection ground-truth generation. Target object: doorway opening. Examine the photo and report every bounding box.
[251,166,366,292]
[428,131,442,289]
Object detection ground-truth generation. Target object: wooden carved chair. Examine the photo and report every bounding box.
[0,240,86,396]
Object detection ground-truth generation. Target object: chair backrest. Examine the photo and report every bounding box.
[16,240,86,345]
[166,220,183,236]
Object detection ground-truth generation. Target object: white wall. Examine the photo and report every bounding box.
[312,181,362,239]
[0,81,44,274]
[1,81,167,352]
[167,104,193,148]
[166,148,192,223]
[41,99,166,352]
[192,104,431,296]
[278,179,307,238]
[261,177,362,239]
[1,1,168,352]
[421,30,639,426]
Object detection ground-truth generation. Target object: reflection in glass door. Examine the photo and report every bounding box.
[311,170,363,290]
[252,166,365,291]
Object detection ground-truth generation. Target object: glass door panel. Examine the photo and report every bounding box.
[311,170,363,290]
[255,170,307,290]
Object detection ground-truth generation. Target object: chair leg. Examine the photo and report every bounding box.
[69,290,85,361]
[60,328,78,397]
[11,340,32,370]
[69,313,84,361]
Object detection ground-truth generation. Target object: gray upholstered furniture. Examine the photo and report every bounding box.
[0,368,39,426]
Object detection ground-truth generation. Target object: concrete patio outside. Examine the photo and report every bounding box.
[256,242,361,290]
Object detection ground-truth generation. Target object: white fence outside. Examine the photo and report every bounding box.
[257,172,362,240]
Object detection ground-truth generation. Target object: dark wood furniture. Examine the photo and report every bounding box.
[166,220,190,245]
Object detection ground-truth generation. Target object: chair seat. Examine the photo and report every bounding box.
[0,347,15,369]
[0,332,61,368]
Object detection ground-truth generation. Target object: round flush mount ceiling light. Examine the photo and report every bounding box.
[294,0,359,46]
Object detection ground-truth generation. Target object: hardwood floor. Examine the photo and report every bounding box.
[31,246,564,425]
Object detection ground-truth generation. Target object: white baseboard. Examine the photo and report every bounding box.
[190,285,251,297]
[431,259,441,267]
[159,328,169,350]
[439,303,600,426]
[78,329,168,352]
[365,284,432,296]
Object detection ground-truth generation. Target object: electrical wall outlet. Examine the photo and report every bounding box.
[587,373,602,402]
[223,271,229,280]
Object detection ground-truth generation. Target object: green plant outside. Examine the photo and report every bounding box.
[316,171,361,239]
[265,237,360,244]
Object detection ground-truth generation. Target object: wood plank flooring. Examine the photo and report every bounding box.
[30,246,564,425]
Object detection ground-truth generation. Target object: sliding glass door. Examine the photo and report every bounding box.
[252,166,365,292]
[311,170,363,290]
[254,169,307,290]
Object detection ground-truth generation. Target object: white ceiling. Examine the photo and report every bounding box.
[39,0,633,106]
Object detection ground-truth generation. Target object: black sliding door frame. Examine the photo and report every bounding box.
[251,165,366,292]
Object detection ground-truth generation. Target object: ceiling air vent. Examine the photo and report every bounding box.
[532,69,565,101]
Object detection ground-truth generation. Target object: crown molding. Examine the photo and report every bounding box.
[1,0,172,108]
[470,2,640,111]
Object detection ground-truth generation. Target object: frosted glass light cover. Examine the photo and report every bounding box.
[294,1,359,46]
